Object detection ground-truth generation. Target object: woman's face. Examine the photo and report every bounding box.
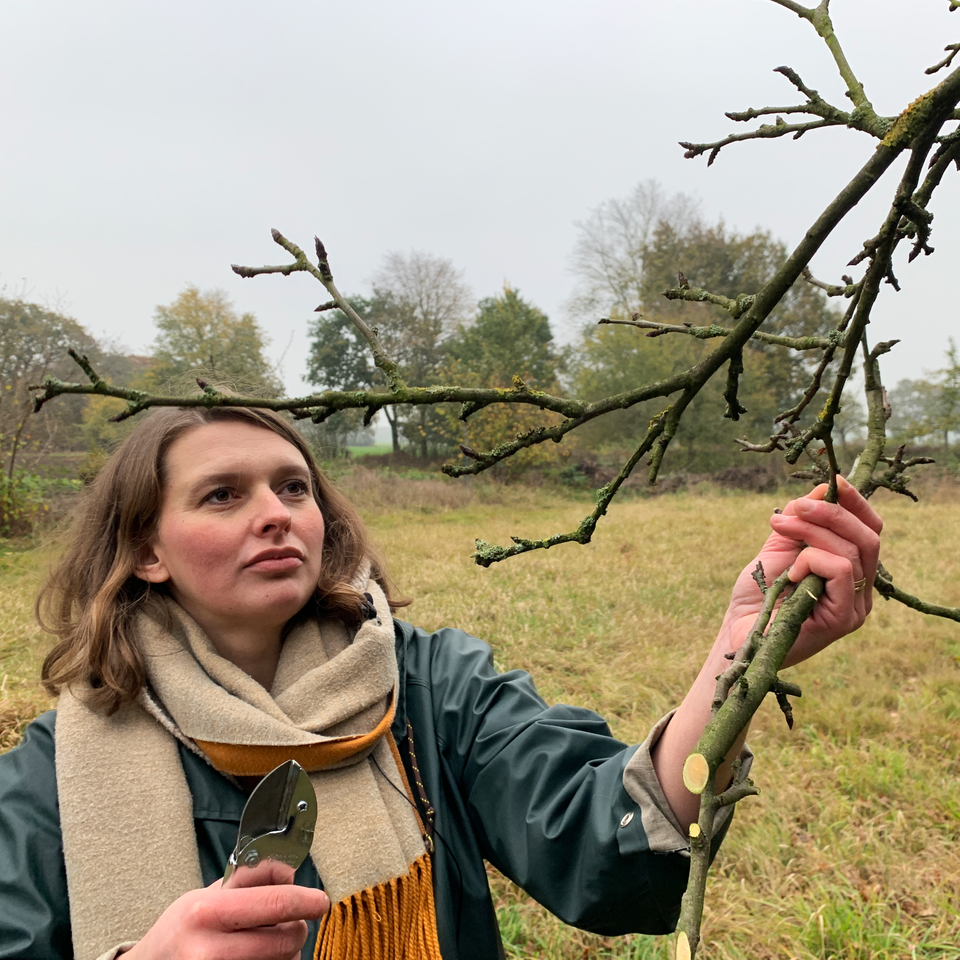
[137,420,326,641]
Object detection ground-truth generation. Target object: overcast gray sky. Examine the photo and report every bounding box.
[2,0,957,396]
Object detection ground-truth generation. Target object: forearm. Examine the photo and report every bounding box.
[651,634,749,829]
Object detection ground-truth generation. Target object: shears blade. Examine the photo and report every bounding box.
[223,759,317,885]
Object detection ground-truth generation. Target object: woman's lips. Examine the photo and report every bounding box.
[246,556,303,573]
[244,549,304,573]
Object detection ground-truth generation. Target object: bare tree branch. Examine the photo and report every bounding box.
[801,266,860,298]
[767,0,890,138]
[660,285,756,318]
[680,118,835,166]
[673,47,960,960]
[472,416,666,565]
[875,565,960,622]
[598,315,836,351]
[232,230,407,391]
[927,42,960,76]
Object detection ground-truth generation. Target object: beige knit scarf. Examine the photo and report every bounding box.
[56,580,442,960]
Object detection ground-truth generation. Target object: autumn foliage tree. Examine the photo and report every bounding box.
[150,286,280,395]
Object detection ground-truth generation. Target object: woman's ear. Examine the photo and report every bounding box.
[136,543,170,584]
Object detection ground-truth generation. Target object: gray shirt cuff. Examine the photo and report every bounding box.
[622,710,754,856]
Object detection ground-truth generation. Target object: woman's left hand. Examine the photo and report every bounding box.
[721,475,883,669]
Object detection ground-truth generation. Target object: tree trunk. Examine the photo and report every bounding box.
[7,413,30,481]
[384,407,401,453]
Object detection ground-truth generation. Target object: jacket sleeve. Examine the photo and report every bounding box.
[0,711,73,960]
[419,626,695,936]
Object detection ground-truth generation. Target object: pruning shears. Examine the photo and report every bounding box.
[222,759,318,886]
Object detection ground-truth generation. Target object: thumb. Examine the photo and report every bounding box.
[223,859,297,890]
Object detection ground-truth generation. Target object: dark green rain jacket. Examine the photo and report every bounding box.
[0,621,707,959]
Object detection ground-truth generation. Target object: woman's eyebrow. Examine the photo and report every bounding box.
[184,471,242,499]
[270,460,312,480]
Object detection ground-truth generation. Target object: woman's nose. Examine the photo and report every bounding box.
[256,489,292,532]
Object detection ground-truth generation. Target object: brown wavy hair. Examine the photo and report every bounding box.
[38,405,406,715]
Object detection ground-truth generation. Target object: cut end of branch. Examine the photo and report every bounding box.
[676,930,692,960]
[688,823,702,839]
[682,753,710,795]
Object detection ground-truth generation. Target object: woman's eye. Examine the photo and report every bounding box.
[282,480,310,496]
[205,488,234,504]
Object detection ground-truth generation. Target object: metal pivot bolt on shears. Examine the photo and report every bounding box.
[223,759,318,885]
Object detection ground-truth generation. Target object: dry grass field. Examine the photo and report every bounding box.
[2,476,958,959]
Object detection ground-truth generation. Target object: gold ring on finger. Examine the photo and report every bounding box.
[853,577,868,594]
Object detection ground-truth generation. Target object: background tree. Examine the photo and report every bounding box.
[0,298,100,473]
[569,183,840,470]
[447,285,560,387]
[567,179,700,322]
[441,285,565,475]
[888,339,960,455]
[149,286,280,395]
[304,297,379,457]
[368,251,473,457]
[306,252,472,456]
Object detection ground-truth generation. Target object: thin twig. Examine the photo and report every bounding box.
[598,316,835,351]
[680,118,835,166]
[801,266,860,298]
[875,567,960,621]
[232,230,407,390]
[471,419,666,566]
[927,43,960,76]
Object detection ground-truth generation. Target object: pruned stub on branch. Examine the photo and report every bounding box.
[28,2,960,955]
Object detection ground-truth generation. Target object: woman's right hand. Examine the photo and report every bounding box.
[124,861,329,960]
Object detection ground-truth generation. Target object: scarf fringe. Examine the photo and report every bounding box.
[314,853,443,960]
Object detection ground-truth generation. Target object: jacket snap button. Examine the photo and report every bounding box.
[620,812,634,828]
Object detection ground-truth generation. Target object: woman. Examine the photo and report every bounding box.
[0,405,881,960]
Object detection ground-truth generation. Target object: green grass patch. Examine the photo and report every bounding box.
[346,444,394,457]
